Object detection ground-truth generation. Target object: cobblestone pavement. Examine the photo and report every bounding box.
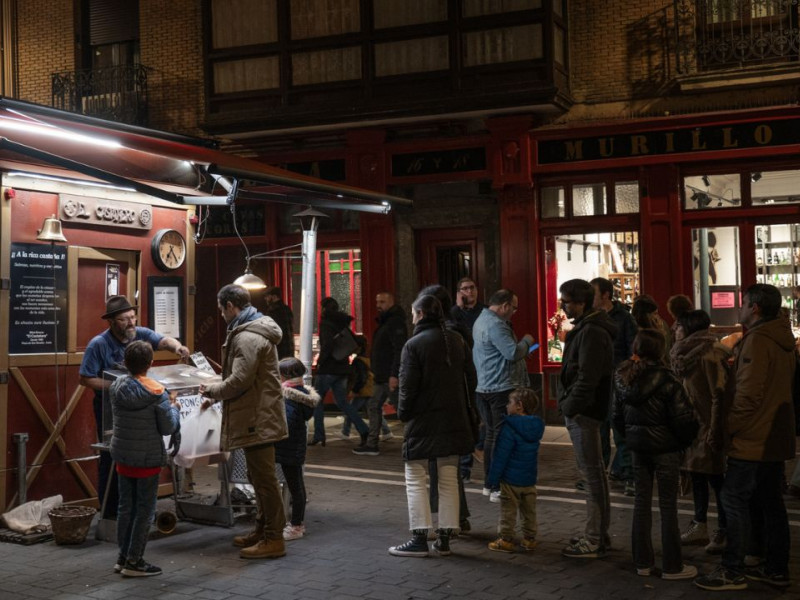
[1,417,799,600]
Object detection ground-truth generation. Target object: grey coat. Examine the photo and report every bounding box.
[109,375,180,469]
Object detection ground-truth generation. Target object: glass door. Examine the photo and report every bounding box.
[691,226,741,327]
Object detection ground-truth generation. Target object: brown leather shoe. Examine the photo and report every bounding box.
[239,538,286,559]
[233,530,261,548]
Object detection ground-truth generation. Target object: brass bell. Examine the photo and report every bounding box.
[36,215,67,243]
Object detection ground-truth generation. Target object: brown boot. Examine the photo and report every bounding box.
[233,530,262,548]
[239,538,286,559]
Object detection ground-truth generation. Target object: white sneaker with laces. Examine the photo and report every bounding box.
[489,491,501,503]
[482,487,492,496]
[380,430,394,441]
[662,564,698,580]
[282,524,305,541]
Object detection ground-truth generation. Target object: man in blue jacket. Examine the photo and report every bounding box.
[472,289,534,501]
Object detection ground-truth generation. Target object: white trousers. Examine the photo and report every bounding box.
[404,455,460,531]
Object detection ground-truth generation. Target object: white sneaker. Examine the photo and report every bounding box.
[482,487,492,496]
[337,430,352,440]
[380,430,394,441]
[680,520,708,545]
[282,524,305,541]
[489,491,501,503]
[662,564,697,580]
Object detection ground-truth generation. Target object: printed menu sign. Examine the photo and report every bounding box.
[10,242,68,354]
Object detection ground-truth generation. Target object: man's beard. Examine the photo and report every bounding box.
[124,327,136,342]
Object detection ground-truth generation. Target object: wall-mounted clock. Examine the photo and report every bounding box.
[151,228,186,271]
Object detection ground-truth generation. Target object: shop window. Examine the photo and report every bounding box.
[751,169,800,206]
[684,174,741,210]
[573,183,607,216]
[614,181,640,214]
[541,185,565,218]
[543,231,639,362]
[756,223,800,317]
[693,226,741,326]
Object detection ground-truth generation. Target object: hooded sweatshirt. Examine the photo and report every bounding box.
[485,414,545,489]
[729,317,796,462]
[276,379,321,466]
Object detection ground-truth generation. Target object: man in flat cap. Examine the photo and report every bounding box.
[80,295,190,508]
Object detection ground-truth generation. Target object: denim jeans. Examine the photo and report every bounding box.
[498,482,538,540]
[117,472,160,564]
[405,456,459,531]
[691,472,727,529]
[565,414,610,546]
[311,374,368,441]
[342,396,390,436]
[476,390,512,489]
[721,458,790,576]
[367,383,392,447]
[631,451,683,573]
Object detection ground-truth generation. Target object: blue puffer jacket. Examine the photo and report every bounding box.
[109,375,180,469]
[486,413,545,489]
[275,381,320,466]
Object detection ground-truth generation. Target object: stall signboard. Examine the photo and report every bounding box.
[9,242,68,354]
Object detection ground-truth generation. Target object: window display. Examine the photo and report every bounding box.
[755,224,800,320]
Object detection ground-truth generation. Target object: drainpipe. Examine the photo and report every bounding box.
[13,433,28,505]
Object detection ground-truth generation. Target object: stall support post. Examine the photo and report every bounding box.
[13,433,28,505]
[299,227,318,387]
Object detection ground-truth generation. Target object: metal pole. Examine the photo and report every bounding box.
[13,433,28,505]
[299,223,318,387]
[698,228,711,313]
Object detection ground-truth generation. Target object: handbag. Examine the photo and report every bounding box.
[331,326,359,360]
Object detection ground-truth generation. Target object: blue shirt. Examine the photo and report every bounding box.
[80,327,163,400]
[472,308,529,393]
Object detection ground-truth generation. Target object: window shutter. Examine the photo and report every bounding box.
[90,0,139,45]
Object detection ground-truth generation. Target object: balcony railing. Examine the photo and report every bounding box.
[675,0,800,74]
[51,64,150,125]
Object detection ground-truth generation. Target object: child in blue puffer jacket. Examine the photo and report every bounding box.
[486,387,545,553]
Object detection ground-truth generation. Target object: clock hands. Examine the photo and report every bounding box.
[167,245,179,265]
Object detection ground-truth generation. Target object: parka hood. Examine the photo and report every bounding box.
[233,315,283,345]
[111,375,164,411]
[570,308,618,339]
[504,414,545,442]
[670,330,726,378]
[745,317,796,353]
[282,384,321,408]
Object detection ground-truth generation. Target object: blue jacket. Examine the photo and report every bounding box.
[275,382,320,466]
[486,414,544,488]
[109,375,180,469]
[472,308,528,393]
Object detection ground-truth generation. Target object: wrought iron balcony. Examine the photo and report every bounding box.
[674,0,800,74]
[51,64,150,125]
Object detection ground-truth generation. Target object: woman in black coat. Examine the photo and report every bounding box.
[388,294,477,558]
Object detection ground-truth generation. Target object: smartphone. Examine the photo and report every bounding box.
[528,343,540,354]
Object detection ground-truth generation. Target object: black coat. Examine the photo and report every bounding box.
[275,384,320,466]
[265,300,295,359]
[613,364,699,455]
[558,309,617,420]
[317,310,354,376]
[371,304,408,383]
[607,301,637,367]
[398,317,477,461]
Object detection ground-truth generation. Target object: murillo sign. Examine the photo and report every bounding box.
[537,118,800,165]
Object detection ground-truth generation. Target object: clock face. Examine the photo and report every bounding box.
[152,229,186,271]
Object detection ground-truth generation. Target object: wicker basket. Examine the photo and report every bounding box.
[48,505,96,545]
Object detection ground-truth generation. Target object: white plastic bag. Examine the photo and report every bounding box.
[1,494,63,534]
[171,407,223,468]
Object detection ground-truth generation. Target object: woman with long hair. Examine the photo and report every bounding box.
[388,294,477,557]
[669,309,731,553]
[613,329,699,579]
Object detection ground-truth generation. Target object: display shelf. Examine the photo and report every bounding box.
[610,272,639,305]
[755,224,800,322]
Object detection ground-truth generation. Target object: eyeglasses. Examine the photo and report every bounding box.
[459,284,476,291]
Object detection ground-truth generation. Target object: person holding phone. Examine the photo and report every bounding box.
[451,277,487,331]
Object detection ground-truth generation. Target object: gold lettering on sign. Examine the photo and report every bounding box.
[59,194,153,230]
[598,138,615,158]
[630,135,649,155]
[722,127,739,149]
[664,132,675,153]
[754,125,773,145]
[691,129,707,150]
[564,141,583,161]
